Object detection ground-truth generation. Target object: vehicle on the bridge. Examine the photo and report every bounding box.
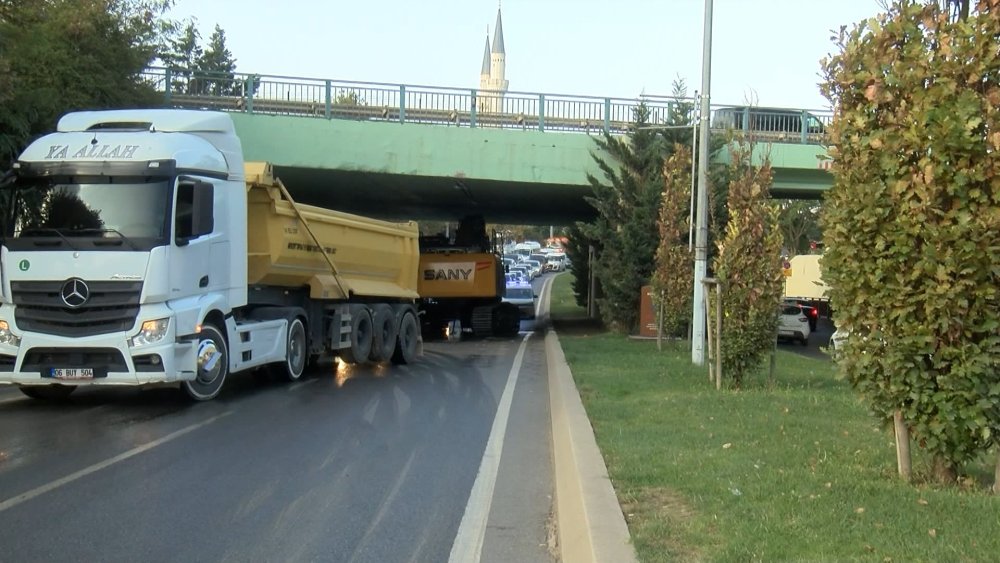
[502,282,536,320]
[713,106,826,136]
[0,109,423,401]
[778,304,811,345]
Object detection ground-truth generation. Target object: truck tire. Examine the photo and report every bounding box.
[369,305,398,363]
[20,385,76,401]
[181,323,229,401]
[340,306,373,365]
[391,311,419,365]
[276,317,308,381]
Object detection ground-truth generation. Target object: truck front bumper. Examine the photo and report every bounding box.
[0,327,198,388]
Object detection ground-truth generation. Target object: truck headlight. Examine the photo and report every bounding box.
[129,318,169,347]
[0,320,20,347]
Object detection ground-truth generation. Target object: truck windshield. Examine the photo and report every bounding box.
[4,176,170,248]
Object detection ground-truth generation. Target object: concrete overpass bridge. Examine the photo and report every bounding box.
[141,68,832,225]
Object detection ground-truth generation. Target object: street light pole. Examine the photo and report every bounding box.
[692,0,714,365]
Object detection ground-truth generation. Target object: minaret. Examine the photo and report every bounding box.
[490,8,508,93]
[479,34,491,92]
[476,6,508,114]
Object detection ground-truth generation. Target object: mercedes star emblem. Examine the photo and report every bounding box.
[60,278,90,308]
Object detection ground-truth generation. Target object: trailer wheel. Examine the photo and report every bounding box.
[181,323,229,401]
[20,385,76,401]
[391,311,419,365]
[369,305,398,362]
[275,317,308,381]
[340,306,373,365]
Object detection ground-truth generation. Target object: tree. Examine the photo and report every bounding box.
[712,140,784,387]
[0,0,172,168]
[195,24,238,96]
[579,101,666,333]
[776,200,822,256]
[335,91,366,105]
[651,144,693,339]
[160,19,202,94]
[571,79,699,333]
[821,0,1000,483]
[565,221,599,309]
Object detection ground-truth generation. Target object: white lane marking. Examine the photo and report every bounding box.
[448,332,532,563]
[0,395,25,406]
[0,410,233,514]
[535,276,555,318]
[347,448,418,563]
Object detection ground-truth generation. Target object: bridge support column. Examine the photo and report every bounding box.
[539,94,545,132]
[399,85,406,124]
[603,98,610,133]
[325,80,332,119]
[470,89,477,128]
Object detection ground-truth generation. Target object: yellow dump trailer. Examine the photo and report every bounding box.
[783,254,828,301]
[240,162,422,369]
[245,162,420,301]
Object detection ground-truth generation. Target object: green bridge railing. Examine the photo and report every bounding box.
[140,67,831,144]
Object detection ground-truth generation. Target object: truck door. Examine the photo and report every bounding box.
[169,178,215,299]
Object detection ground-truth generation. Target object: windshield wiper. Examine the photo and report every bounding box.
[19,227,79,250]
[70,228,140,251]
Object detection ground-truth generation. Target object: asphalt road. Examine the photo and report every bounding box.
[778,316,835,360]
[0,279,557,563]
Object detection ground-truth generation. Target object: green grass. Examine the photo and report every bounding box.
[549,273,1000,562]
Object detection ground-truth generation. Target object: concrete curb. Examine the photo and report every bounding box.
[546,329,638,563]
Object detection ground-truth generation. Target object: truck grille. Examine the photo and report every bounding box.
[21,347,126,375]
[12,280,142,337]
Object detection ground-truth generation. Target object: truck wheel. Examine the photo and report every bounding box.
[276,317,308,381]
[369,305,398,363]
[391,312,419,365]
[340,306,373,364]
[181,323,229,401]
[20,385,76,401]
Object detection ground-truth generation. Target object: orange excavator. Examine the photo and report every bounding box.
[417,215,520,338]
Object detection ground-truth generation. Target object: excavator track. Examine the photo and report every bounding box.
[471,305,494,337]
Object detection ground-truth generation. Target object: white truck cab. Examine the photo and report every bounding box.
[0,110,254,400]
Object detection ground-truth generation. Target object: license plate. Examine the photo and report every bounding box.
[50,368,94,380]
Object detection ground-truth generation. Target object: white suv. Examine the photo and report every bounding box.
[778,304,811,345]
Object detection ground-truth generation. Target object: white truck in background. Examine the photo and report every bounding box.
[0,109,422,401]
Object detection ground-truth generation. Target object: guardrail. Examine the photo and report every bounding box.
[139,67,831,144]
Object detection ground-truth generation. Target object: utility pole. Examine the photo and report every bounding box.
[692,0,714,365]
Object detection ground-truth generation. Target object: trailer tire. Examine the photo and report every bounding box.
[369,305,398,362]
[20,385,76,401]
[275,317,308,381]
[340,306,373,365]
[391,311,419,365]
[181,323,229,401]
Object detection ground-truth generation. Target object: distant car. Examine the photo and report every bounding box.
[829,328,848,358]
[783,300,818,331]
[546,254,566,272]
[503,284,536,319]
[778,304,810,345]
[524,259,543,278]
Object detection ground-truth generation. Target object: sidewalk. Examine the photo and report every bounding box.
[538,277,638,563]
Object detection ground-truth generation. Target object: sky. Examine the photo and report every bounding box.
[166,0,886,111]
